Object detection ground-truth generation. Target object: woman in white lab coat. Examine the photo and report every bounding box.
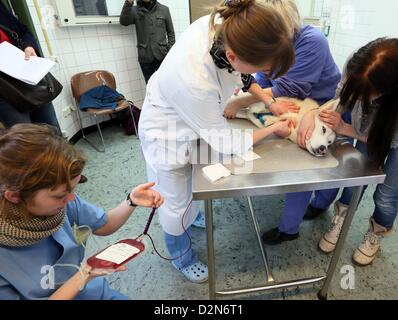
[138,0,295,283]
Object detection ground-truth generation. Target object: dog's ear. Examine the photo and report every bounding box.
[319,99,340,112]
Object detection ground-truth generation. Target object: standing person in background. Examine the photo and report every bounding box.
[0,1,60,130]
[120,0,176,83]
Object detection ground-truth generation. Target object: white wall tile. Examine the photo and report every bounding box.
[28,0,191,138]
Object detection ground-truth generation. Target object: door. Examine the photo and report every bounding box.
[189,0,219,23]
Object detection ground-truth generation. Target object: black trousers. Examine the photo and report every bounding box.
[139,59,162,83]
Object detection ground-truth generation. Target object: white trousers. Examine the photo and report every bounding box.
[140,137,200,236]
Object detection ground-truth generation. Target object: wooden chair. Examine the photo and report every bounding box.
[71,70,138,152]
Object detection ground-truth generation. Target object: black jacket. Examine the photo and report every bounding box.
[0,2,39,53]
[120,0,175,63]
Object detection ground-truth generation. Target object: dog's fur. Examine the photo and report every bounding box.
[233,95,340,156]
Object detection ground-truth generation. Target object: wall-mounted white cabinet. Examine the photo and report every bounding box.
[54,0,125,27]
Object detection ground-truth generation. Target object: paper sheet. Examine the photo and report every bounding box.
[0,42,55,85]
[96,243,140,264]
[202,163,231,182]
[239,151,261,162]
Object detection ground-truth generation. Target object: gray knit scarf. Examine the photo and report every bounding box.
[0,204,65,247]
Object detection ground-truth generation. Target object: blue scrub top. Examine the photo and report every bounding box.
[0,195,127,300]
[255,25,341,104]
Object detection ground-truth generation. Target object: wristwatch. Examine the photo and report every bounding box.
[126,193,138,207]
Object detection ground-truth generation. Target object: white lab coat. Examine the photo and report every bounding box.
[139,15,252,236]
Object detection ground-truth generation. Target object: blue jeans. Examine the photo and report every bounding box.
[164,227,198,269]
[0,97,60,130]
[280,142,398,233]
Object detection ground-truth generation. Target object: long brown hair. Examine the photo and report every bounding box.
[209,0,295,78]
[339,38,398,166]
[0,124,86,216]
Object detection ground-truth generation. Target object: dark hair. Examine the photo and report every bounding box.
[339,38,398,166]
[210,0,295,78]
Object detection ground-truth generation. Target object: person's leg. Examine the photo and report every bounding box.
[140,138,207,282]
[278,192,313,234]
[139,59,162,84]
[0,97,31,127]
[353,147,398,265]
[164,227,196,269]
[372,147,398,229]
[262,192,312,245]
[308,135,369,216]
[311,189,340,209]
[29,102,61,131]
[318,141,370,253]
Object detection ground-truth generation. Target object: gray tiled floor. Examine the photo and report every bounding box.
[75,126,398,300]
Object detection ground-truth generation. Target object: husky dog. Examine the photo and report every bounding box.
[235,97,340,157]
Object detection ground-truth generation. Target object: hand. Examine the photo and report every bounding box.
[130,182,164,208]
[233,88,241,96]
[127,0,134,4]
[24,46,37,60]
[273,118,296,138]
[269,100,300,116]
[223,100,242,119]
[319,110,344,134]
[297,110,316,148]
[81,263,126,282]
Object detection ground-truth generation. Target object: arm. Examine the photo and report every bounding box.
[270,34,330,99]
[253,119,295,144]
[48,264,125,300]
[94,182,164,236]
[120,0,136,26]
[165,7,175,49]
[48,267,92,300]
[224,84,299,119]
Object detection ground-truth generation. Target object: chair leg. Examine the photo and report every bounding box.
[94,115,106,152]
[78,110,106,152]
[76,109,87,139]
[128,103,139,140]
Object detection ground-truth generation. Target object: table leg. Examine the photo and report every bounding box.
[205,199,216,300]
[317,185,364,299]
[247,196,274,283]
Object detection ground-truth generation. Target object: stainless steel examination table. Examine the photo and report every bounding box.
[192,122,385,300]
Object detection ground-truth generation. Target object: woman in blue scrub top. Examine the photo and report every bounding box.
[0,124,164,300]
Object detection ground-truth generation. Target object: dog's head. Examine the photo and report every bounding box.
[305,99,340,157]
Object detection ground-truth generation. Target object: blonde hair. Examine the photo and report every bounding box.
[265,0,302,35]
[0,124,86,217]
[209,0,295,79]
